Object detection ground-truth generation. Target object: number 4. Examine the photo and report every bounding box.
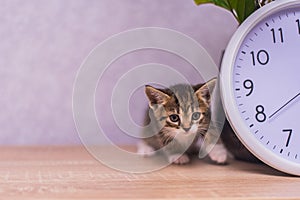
[282,129,292,147]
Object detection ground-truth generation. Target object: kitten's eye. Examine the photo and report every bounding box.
[169,114,180,123]
[192,112,201,120]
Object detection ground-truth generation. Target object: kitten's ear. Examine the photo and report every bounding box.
[145,85,170,108]
[194,78,217,104]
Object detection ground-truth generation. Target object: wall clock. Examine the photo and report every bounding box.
[220,0,300,175]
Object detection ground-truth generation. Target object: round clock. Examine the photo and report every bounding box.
[220,0,300,176]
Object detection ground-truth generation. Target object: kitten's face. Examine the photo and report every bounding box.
[145,79,216,140]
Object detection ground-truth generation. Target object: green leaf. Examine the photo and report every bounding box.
[194,0,257,24]
[194,0,231,10]
[230,0,256,24]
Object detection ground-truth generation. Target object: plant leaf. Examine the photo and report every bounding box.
[230,0,256,23]
[194,0,257,24]
[194,0,231,10]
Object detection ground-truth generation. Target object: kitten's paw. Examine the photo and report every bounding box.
[137,141,156,157]
[208,143,228,164]
[168,154,190,165]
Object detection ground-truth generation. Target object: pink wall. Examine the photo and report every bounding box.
[0,0,237,145]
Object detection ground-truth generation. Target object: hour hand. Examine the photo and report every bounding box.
[269,92,300,119]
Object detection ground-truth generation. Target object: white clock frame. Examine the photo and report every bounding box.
[220,0,300,176]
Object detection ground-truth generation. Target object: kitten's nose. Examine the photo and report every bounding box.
[183,127,191,132]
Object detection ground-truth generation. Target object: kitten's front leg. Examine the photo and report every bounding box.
[167,153,190,165]
[163,139,191,165]
[208,142,228,164]
[138,140,190,164]
[137,140,156,157]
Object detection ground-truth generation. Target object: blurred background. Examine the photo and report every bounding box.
[0,0,237,145]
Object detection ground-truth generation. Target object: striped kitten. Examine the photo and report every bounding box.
[137,79,227,164]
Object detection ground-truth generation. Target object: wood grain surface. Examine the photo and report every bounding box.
[0,146,299,199]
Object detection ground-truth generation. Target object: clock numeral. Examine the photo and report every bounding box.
[255,105,266,123]
[296,19,300,35]
[282,129,293,147]
[250,50,269,66]
[271,28,284,43]
[243,79,254,96]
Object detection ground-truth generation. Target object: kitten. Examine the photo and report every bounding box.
[137,79,228,165]
[221,120,261,163]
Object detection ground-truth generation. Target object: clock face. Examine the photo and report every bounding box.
[221,1,300,175]
[233,6,300,163]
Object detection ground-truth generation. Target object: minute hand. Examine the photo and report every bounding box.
[269,92,300,119]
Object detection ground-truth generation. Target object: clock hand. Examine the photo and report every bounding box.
[269,92,300,119]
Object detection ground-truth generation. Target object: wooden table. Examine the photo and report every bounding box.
[0,146,299,199]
